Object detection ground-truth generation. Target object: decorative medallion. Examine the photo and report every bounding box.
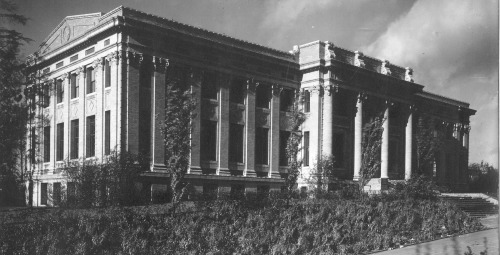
[62,25,71,42]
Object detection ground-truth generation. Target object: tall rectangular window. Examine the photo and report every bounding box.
[42,84,50,108]
[279,131,291,166]
[86,116,95,157]
[105,60,111,88]
[303,131,310,166]
[201,120,217,161]
[70,73,78,99]
[56,123,64,161]
[56,79,64,103]
[229,123,244,163]
[105,111,110,155]
[86,67,95,94]
[201,72,217,100]
[40,183,48,205]
[43,126,50,162]
[70,119,79,159]
[303,90,310,113]
[255,127,268,165]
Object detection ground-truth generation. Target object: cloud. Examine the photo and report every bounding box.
[262,0,335,29]
[363,0,498,167]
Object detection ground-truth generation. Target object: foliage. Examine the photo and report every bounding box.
[161,70,196,211]
[415,114,443,176]
[283,93,306,205]
[469,161,498,195]
[61,151,148,208]
[390,175,441,200]
[0,0,31,206]
[309,155,336,194]
[359,116,383,190]
[0,194,483,254]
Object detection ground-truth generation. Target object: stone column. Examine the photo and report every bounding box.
[150,57,168,171]
[269,84,281,178]
[309,86,322,174]
[217,74,230,175]
[245,80,256,176]
[322,85,334,157]
[125,51,142,154]
[189,69,202,173]
[405,106,413,180]
[62,73,70,161]
[381,101,390,179]
[353,93,363,181]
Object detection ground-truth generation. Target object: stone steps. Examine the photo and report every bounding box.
[441,195,498,218]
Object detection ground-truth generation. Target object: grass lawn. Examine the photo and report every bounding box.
[0,194,483,254]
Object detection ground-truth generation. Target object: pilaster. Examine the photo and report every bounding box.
[92,57,103,159]
[405,105,413,180]
[381,100,391,179]
[125,51,142,154]
[322,85,335,157]
[76,67,85,158]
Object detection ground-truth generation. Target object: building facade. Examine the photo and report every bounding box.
[25,6,475,206]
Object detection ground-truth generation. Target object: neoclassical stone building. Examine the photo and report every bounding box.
[25,6,475,205]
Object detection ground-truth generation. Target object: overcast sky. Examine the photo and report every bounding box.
[15,0,499,167]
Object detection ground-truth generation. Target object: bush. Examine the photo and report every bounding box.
[0,194,483,254]
[390,175,441,200]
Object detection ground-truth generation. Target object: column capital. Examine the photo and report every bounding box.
[324,85,339,96]
[106,51,120,64]
[246,79,257,93]
[74,66,84,76]
[310,85,323,95]
[153,56,169,73]
[385,99,394,107]
[272,84,283,96]
[357,92,367,103]
[58,73,68,81]
[126,51,143,67]
[188,67,203,84]
[91,57,103,69]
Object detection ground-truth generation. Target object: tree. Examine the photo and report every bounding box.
[358,116,383,191]
[283,92,306,206]
[161,68,196,213]
[309,155,336,194]
[414,114,443,176]
[468,161,498,195]
[0,0,31,206]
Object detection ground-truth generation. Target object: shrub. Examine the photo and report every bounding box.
[390,175,441,200]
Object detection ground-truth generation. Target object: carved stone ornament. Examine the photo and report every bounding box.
[357,92,367,103]
[354,51,365,68]
[126,51,143,67]
[59,73,69,80]
[325,41,336,59]
[324,85,338,96]
[106,51,120,63]
[246,79,257,93]
[381,59,391,75]
[289,45,300,59]
[405,67,414,82]
[92,58,103,69]
[75,66,84,76]
[272,84,283,96]
[152,56,169,73]
[310,86,323,95]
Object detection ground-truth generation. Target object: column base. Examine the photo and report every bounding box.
[352,175,361,182]
[363,178,389,193]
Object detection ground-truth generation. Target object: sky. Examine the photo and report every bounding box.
[14,0,499,167]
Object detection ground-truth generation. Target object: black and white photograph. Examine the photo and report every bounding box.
[0,0,498,254]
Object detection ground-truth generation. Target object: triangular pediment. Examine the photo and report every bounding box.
[39,12,102,55]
